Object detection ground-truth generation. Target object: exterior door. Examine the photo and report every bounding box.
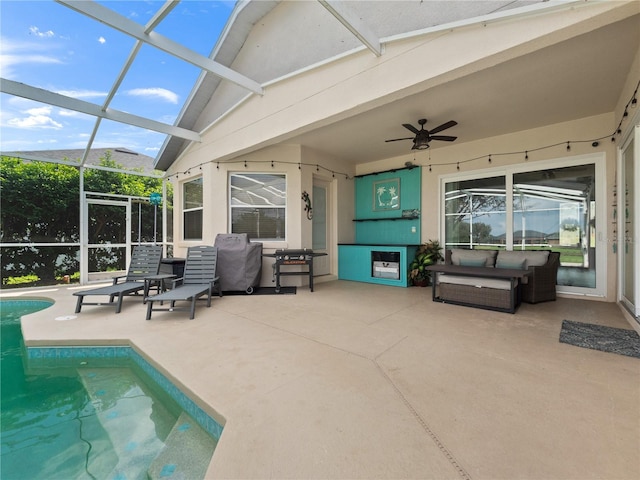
[82,199,130,284]
[620,125,639,320]
[312,178,330,276]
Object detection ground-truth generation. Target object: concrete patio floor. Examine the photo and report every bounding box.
[8,279,640,479]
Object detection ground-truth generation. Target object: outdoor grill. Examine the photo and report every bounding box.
[263,249,326,293]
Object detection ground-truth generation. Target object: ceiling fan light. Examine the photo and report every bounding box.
[412,138,430,150]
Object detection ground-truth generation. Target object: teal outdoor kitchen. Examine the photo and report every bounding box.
[338,165,421,287]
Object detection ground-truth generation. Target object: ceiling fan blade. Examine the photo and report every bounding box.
[430,135,457,142]
[385,137,414,143]
[402,123,420,134]
[429,120,457,135]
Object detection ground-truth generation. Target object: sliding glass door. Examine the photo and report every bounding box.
[620,127,639,320]
[513,164,596,289]
[442,155,605,297]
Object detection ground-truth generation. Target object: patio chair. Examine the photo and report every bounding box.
[145,246,222,320]
[73,245,163,313]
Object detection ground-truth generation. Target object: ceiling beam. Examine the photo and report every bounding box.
[318,0,382,56]
[55,0,264,95]
[1,79,201,142]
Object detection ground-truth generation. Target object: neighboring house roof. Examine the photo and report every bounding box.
[155,0,640,171]
[2,148,159,175]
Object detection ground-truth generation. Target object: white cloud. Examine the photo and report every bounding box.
[0,37,64,78]
[3,105,63,130]
[29,26,54,38]
[127,88,179,104]
[98,36,106,44]
[25,106,52,116]
[8,114,63,130]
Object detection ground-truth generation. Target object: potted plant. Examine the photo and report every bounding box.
[409,240,444,286]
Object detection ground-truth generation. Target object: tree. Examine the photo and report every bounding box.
[1,157,80,284]
[1,153,167,286]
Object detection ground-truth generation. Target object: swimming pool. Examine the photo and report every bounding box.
[0,298,221,480]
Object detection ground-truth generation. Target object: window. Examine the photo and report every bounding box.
[442,157,603,294]
[445,176,506,249]
[230,173,286,240]
[183,177,203,240]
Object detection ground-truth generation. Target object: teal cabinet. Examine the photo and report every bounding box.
[338,244,418,287]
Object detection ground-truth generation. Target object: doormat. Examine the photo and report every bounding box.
[223,286,297,296]
[559,320,640,359]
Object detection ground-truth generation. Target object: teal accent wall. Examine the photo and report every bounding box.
[354,167,421,245]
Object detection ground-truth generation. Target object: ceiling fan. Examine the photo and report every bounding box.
[385,118,457,150]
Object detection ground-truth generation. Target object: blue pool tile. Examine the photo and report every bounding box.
[160,464,177,477]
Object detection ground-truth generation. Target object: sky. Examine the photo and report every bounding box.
[0,0,234,158]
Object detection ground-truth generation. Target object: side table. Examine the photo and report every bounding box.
[144,274,177,302]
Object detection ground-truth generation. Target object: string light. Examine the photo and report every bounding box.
[166,159,352,181]
[165,78,638,180]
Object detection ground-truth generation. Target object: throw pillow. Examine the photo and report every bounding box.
[459,257,487,267]
[496,258,526,270]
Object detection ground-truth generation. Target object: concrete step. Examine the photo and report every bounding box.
[147,412,217,480]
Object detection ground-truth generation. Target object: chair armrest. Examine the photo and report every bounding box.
[170,277,184,288]
[112,275,127,285]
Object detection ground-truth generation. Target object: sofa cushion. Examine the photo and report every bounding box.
[438,274,512,290]
[450,249,497,267]
[496,250,549,269]
[495,258,526,270]
[459,257,487,267]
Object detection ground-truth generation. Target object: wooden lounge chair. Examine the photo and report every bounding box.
[145,246,222,320]
[73,245,163,313]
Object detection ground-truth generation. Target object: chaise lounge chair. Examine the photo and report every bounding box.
[145,246,222,320]
[73,245,163,314]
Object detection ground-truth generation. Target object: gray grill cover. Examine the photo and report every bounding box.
[214,234,263,292]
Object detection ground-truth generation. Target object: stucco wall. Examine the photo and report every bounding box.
[169,143,354,287]
[356,113,619,301]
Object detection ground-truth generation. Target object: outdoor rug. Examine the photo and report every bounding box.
[222,286,297,296]
[559,320,640,359]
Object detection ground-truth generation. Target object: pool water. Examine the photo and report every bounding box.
[0,299,217,480]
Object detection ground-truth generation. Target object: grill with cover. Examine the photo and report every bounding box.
[214,234,263,294]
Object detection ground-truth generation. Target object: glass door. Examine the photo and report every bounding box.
[442,155,606,298]
[82,199,130,283]
[312,178,330,276]
[620,127,639,319]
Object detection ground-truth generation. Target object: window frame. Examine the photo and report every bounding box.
[228,171,287,242]
[439,153,606,298]
[182,176,203,241]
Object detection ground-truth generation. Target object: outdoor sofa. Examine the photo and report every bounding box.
[434,248,560,312]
